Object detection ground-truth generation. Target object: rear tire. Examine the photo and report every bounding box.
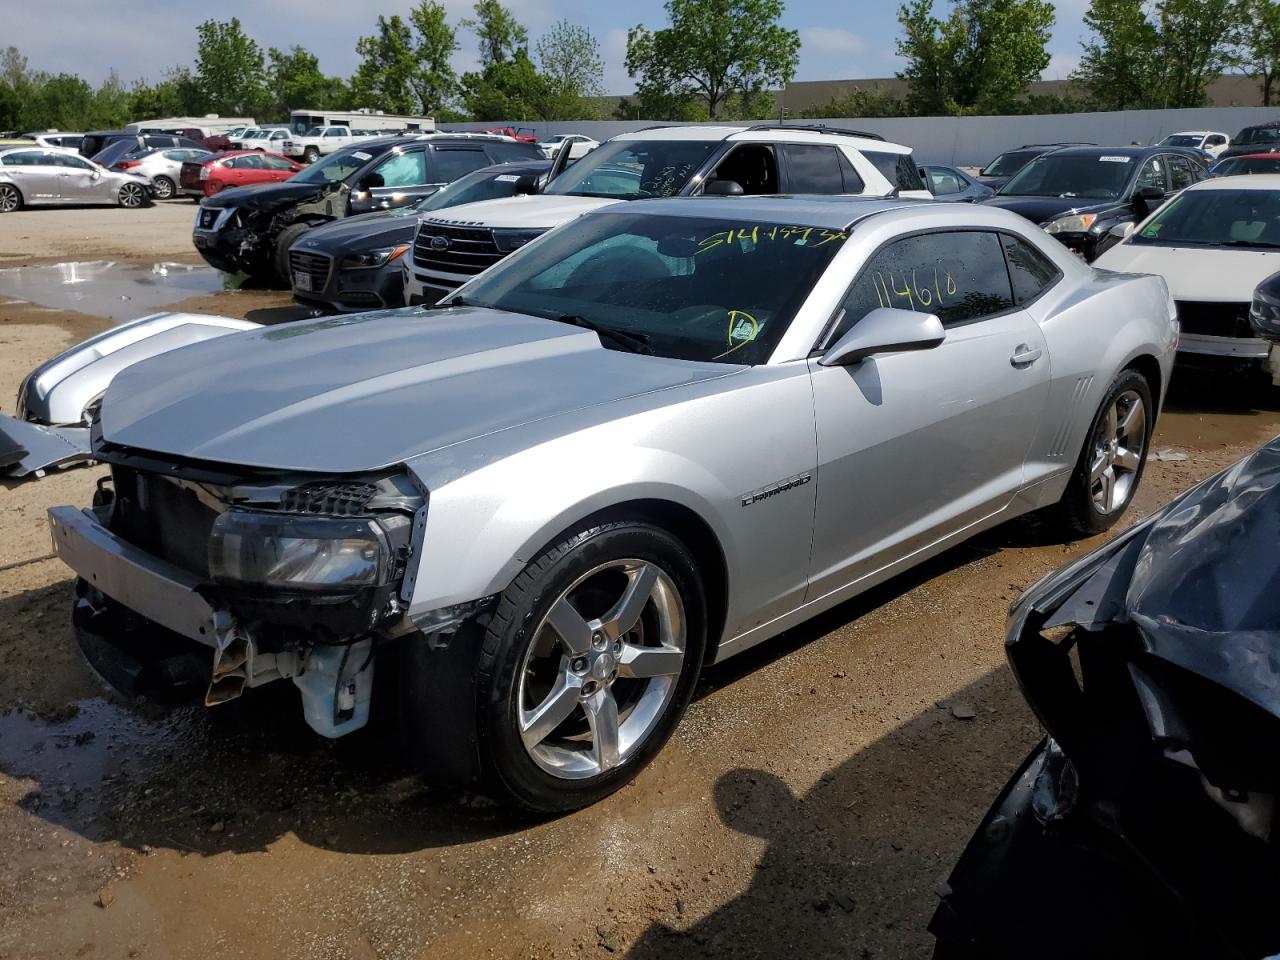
[303,147,320,163]
[273,221,313,283]
[152,175,175,200]
[0,183,24,212]
[472,520,707,812]
[1055,369,1153,536]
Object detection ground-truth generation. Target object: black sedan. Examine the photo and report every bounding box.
[918,164,994,202]
[982,146,1209,261]
[930,436,1280,960]
[289,159,551,312]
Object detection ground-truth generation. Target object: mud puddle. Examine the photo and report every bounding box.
[1157,365,1280,451]
[0,261,242,323]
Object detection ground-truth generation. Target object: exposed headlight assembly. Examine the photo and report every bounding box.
[1045,213,1098,235]
[209,511,392,590]
[340,244,409,270]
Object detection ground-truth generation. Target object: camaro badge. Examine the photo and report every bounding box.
[741,473,812,507]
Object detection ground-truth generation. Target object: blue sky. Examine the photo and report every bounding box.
[10,0,1091,96]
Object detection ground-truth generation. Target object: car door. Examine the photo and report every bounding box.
[54,152,114,202]
[259,153,298,182]
[4,150,63,201]
[805,229,1051,602]
[779,143,848,196]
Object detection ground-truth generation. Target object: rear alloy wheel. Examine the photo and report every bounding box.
[477,522,707,811]
[304,146,320,163]
[1058,369,1152,535]
[0,183,21,213]
[151,175,175,200]
[118,182,146,208]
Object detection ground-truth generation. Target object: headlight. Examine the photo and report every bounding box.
[340,244,409,269]
[493,228,545,253]
[209,511,390,590]
[1250,288,1280,339]
[1045,213,1098,235]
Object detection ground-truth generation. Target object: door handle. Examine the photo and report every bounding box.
[1010,344,1042,367]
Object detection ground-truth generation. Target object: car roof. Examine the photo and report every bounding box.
[1223,152,1280,160]
[1186,173,1280,191]
[1047,145,1171,159]
[592,195,930,230]
[612,124,910,153]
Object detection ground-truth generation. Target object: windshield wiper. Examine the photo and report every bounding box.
[1223,240,1280,248]
[555,314,652,354]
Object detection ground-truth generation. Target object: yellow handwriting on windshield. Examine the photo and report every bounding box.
[696,225,849,255]
[714,310,761,359]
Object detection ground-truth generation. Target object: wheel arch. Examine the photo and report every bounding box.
[1122,352,1164,419]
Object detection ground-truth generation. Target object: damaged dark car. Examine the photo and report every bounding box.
[192,136,541,282]
[931,436,1280,959]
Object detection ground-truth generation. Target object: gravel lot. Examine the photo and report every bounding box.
[0,206,1277,960]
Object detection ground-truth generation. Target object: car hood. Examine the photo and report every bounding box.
[975,175,1011,189]
[294,209,416,253]
[203,180,327,210]
[1094,244,1280,301]
[98,307,737,473]
[420,193,621,230]
[983,195,1121,225]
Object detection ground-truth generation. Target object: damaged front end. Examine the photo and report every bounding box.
[53,442,427,739]
[931,439,1280,960]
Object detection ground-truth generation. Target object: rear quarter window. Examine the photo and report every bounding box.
[863,150,926,192]
[999,234,1061,306]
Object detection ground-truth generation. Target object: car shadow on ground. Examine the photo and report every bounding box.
[626,667,1039,960]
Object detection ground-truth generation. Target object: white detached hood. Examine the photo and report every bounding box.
[419,193,621,230]
[1095,243,1280,302]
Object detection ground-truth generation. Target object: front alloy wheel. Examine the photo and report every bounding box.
[518,559,686,779]
[0,183,21,212]
[1089,389,1146,514]
[476,521,707,812]
[118,182,145,208]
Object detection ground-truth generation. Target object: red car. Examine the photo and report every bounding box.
[1210,152,1280,176]
[179,151,302,199]
[485,126,539,143]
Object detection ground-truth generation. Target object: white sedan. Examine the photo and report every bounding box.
[537,133,598,160]
[1095,175,1280,379]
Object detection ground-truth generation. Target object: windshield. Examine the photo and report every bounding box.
[290,147,383,185]
[1160,134,1202,147]
[1130,188,1280,248]
[1236,126,1280,145]
[982,149,1042,177]
[1000,154,1133,199]
[417,166,536,212]
[453,211,848,364]
[1214,156,1280,176]
[544,140,719,199]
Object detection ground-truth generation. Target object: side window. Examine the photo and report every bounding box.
[1206,135,1226,147]
[54,153,94,170]
[260,154,295,171]
[780,144,845,194]
[372,149,427,187]
[836,151,865,193]
[863,151,927,192]
[1167,155,1196,190]
[239,154,264,170]
[926,168,963,195]
[485,142,538,163]
[1137,157,1167,192]
[430,148,491,184]
[708,144,779,194]
[833,231,1014,340]
[323,128,344,138]
[1000,234,1061,306]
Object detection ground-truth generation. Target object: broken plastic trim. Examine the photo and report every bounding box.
[0,413,91,478]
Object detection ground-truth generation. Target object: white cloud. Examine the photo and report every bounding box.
[799,26,867,56]
[1042,51,1081,81]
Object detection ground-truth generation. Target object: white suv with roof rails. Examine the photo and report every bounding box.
[404,124,932,304]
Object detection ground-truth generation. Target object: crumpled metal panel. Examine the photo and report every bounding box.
[0,413,91,478]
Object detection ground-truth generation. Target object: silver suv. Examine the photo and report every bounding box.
[404,123,931,303]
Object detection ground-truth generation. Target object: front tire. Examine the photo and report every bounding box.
[476,521,707,812]
[303,146,320,163]
[273,222,313,283]
[1057,369,1153,536]
[152,175,175,200]
[0,182,23,212]
[118,181,146,208]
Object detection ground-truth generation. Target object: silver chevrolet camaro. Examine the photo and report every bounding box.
[47,197,1177,811]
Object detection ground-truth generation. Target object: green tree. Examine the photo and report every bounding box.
[1075,0,1239,109]
[896,0,1055,115]
[266,46,331,119]
[460,49,550,120]
[352,15,420,114]
[195,18,266,116]
[625,0,800,120]
[1235,0,1280,105]
[463,0,529,66]
[796,86,906,119]
[408,0,460,112]
[537,20,605,117]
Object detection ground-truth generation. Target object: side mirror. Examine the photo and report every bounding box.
[1136,185,1165,201]
[1109,222,1136,240]
[819,308,945,367]
[514,174,539,194]
[704,179,745,196]
[359,173,385,191]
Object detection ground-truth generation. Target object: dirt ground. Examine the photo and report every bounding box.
[0,214,1277,960]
